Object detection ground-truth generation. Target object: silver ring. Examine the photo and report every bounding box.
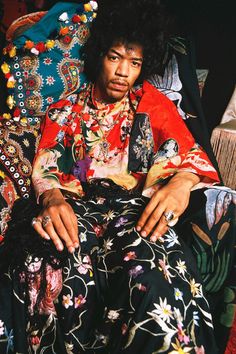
[31,217,41,227]
[167,217,179,227]
[164,210,175,222]
[42,215,52,228]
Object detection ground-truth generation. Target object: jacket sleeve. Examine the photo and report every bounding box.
[135,81,220,194]
[32,99,84,202]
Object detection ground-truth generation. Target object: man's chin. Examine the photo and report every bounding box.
[106,89,127,103]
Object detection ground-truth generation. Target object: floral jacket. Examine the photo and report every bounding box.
[32,81,220,200]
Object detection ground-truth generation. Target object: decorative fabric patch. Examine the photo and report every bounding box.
[0,118,40,198]
[153,138,179,163]
[1,2,97,124]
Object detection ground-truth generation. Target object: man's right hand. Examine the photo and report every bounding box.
[32,189,79,253]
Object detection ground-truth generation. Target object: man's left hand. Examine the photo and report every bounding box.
[136,172,200,242]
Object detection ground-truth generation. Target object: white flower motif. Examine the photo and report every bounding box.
[164,228,180,248]
[102,210,116,221]
[189,279,202,298]
[152,297,173,323]
[193,311,200,326]
[173,307,183,324]
[65,342,74,354]
[174,288,183,301]
[103,238,113,252]
[79,232,87,242]
[107,310,119,321]
[62,294,73,309]
[45,76,55,86]
[176,260,187,276]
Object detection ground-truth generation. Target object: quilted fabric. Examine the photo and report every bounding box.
[1,2,97,124]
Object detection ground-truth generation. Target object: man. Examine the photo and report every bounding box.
[0,1,220,353]
[32,40,219,254]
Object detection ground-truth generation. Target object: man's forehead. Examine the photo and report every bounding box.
[108,41,143,57]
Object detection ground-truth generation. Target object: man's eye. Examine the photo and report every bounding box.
[132,61,141,67]
[108,55,119,61]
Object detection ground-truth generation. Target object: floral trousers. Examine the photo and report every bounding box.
[0,187,219,354]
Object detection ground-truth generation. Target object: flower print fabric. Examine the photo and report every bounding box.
[0,194,219,353]
[32,81,219,200]
[0,81,221,354]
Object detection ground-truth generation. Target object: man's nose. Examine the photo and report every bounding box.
[115,60,129,77]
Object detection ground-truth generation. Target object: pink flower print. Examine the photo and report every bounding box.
[30,335,40,346]
[158,258,174,283]
[194,345,205,354]
[177,323,190,345]
[74,294,86,309]
[77,265,88,274]
[121,323,128,335]
[93,224,105,238]
[39,266,62,315]
[62,294,73,309]
[77,256,93,276]
[137,283,147,292]
[124,251,137,261]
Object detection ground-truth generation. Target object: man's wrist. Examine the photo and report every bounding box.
[40,188,64,207]
[169,172,201,191]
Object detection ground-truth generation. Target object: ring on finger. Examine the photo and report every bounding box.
[164,210,175,222]
[31,217,41,227]
[167,217,179,227]
[42,215,52,228]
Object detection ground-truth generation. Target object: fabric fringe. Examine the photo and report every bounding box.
[211,128,236,190]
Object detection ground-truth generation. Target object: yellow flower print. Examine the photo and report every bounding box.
[169,338,193,354]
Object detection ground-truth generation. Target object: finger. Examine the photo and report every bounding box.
[150,213,179,243]
[32,217,50,240]
[140,203,166,238]
[150,214,170,242]
[60,208,79,248]
[40,214,66,251]
[150,223,169,242]
[47,214,75,253]
[136,196,161,235]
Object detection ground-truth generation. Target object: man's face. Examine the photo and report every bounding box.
[94,42,143,103]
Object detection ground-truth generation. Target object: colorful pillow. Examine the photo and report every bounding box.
[1,1,98,124]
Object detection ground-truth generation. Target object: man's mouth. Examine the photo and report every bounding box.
[110,80,128,91]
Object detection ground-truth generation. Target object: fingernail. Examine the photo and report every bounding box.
[150,235,157,242]
[74,242,79,248]
[57,244,64,251]
[44,233,50,240]
[136,226,141,232]
[68,246,75,254]
[141,230,147,237]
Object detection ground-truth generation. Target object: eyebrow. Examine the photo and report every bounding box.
[108,48,143,62]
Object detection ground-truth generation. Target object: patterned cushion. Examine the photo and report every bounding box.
[1,1,97,124]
